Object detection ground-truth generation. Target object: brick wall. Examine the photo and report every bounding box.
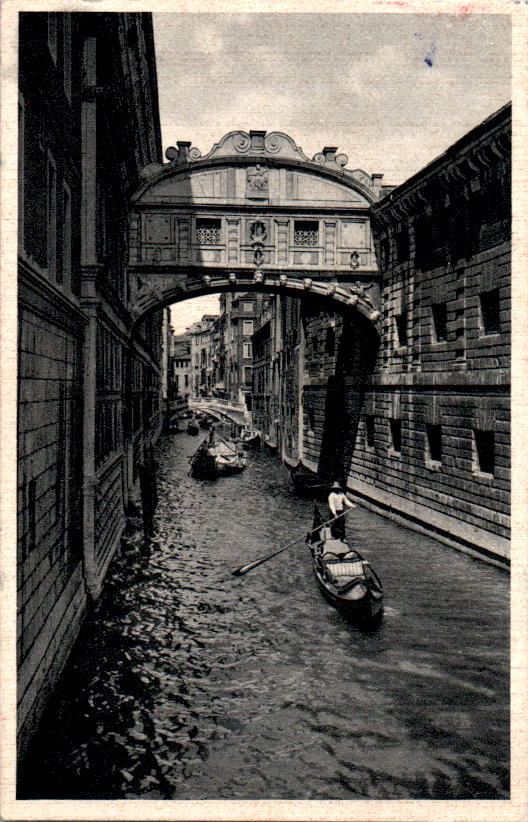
[17,296,86,751]
[349,104,511,560]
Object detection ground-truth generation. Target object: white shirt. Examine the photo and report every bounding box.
[328,491,355,517]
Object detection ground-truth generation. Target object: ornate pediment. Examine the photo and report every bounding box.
[137,132,385,203]
[168,130,313,164]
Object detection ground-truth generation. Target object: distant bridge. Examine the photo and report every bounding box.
[189,397,251,429]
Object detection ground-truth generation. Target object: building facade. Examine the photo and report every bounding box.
[188,314,219,397]
[17,11,163,758]
[219,292,270,408]
[251,105,511,563]
[352,103,511,561]
[168,331,191,400]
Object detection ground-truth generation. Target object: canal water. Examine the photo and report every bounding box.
[18,431,509,800]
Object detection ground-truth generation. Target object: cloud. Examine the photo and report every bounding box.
[154,12,510,185]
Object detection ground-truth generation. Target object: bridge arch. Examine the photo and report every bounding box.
[127,129,385,335]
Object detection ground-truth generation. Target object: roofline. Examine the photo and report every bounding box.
[373,102,511,211]
[131,154,379,206]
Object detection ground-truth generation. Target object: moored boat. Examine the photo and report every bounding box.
[306,511,383,622]
[190,436,246,479]
[240,429,261,448]
[187,420,199,435]
[290,462,328,496]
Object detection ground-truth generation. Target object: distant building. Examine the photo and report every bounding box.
[188,314,219,397]
[169,332,191,400]
[219,293,271,409]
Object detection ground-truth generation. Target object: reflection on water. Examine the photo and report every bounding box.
[18,432,509,799]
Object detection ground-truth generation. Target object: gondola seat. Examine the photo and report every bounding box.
[324,558,365,578]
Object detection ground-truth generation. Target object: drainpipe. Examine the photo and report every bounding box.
[80,36,99,598]
[80,275,99,598]
[297,313,305,466]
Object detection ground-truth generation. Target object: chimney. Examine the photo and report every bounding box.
[322,146,338,163]
[177,141,191,163]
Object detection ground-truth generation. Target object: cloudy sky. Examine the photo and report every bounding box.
[153,12,511,332]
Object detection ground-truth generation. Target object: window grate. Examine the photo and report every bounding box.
[196,218,221,244]
[294,220,319,246]
[432,303,448,342]
[390,419,402,453]
[474,429,495,475]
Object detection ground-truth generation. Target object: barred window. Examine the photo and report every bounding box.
[431,303,448,342]
[390,419,402,454]
[426,424,442,463]
[395,311,408,347]
[473,429,495,476]
[479,288,500,335]
[294,220,319,246]
[196,218,221,244]
[365,415,375,448]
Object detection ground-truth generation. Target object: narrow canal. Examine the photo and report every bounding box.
[18,430,510,800]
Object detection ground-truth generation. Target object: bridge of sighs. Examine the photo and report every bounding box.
[128,129,386,331]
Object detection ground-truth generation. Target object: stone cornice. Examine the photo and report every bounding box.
[372,103,511,227]
[18,255,87,331]
[357,370,510,389]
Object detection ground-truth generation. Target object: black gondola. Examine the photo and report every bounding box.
[306,511,383,622]
[240,429,261,448]
[290,462,328,496]
[187,420,199,435]
[189,436,246,479]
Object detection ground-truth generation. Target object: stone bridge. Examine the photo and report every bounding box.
[128,130,386,333]
[189,397,250,429]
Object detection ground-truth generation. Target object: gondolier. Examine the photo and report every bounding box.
[328,481,355,541]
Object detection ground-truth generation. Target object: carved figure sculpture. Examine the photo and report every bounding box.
[246,164,268,193]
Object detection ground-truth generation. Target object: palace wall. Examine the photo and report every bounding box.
[17,12,163,760]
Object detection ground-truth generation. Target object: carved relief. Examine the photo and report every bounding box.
[246,165,269,197]
[130,274,183,317]
[249,220,267,244]
[347,280,380,310]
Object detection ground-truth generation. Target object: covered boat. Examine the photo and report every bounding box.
[190,436,246,479]
[187,419,199,435]
[306,512,383,622]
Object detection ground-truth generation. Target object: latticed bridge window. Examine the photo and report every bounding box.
[196,218,222,244]
[294,220,319,246]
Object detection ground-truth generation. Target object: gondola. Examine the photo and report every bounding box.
[306,511,383,622]
[290,462,328,497]
[240,429,261,448]
[199,415,211,429]
[189,436,246,479]
[187,420,199,435]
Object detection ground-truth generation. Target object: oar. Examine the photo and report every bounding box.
[232,508,355,577]
[188,436,210,463]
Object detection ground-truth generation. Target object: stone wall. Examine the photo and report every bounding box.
[17,263,86,757]
[349,103,511,561]
[17,11,163,760]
